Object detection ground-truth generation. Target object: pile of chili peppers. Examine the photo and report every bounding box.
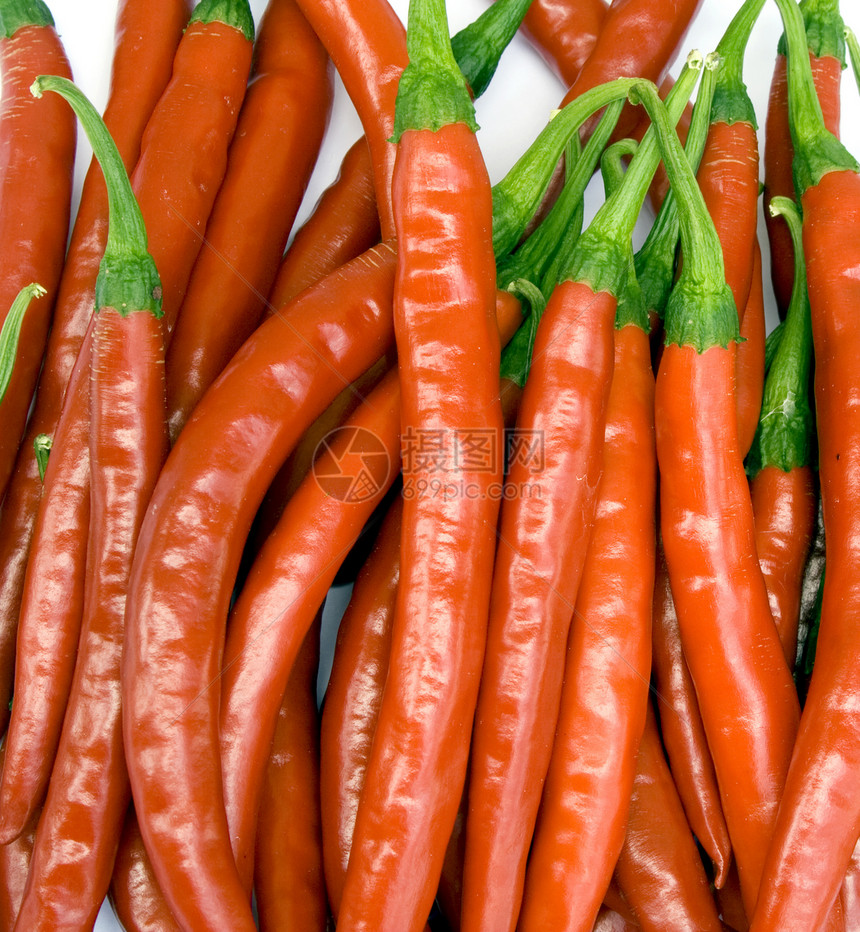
[2,0,860,928]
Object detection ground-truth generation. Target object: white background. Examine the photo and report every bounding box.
[7,0,859,928]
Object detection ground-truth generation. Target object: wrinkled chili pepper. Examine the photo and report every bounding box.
[0,0,75,506]
[0,0,255,845]
[253,615,328,932]
[763,0,844,317]
[164,0,332,440]
[13,75,167,932]
[651,61,800,914]
[0,744,37,932]
[746,196,816,667]
[335,4,503,928]
[462,63,700,932]
[0,0,189,738]
[748,0,860,925]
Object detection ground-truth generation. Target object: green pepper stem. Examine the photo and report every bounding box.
[491,76,644,258]
[451,0,534,100]
[0,283,45,405]
[31,75,162,317]
[392,0,477,139]
[33,433,51,482]
[635,50,720,318]
[189,0,254,41]
[629,81,737,350]
[845,26,860,96]
[711,0,766,126]
[600,139,639,198]
[0,0,53,38]
[772,0,858,194]
[746,196,813,475]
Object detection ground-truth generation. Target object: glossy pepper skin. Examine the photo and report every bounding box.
[0,747,37,932]
[650,544,731,888]
[253,619,328,932]
[763,0,843,317]
[165,0,333,440]
[0,0,255,846]
[0,0,75,506]
[559,0,703,141]
[121,241,397,932]
[294,0,407,240]
[0,0,189,742]
[733,242,765,459]
[613,704,725,932]
[219,366,403,895]
[513,0,607,86]
[320,496,403,917]
[335,3,502,927]
[516,319,655,932]
[11,74,168,932]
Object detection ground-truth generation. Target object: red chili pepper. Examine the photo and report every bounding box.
[12,75,168,931]
[0,0,189,739]
[253,617,328,932]
[0,0,255,845]
[559,0,704,141]
[652,65,800,914]
[462,64,700,932]
[294,0,406,241]
[121,238,397,931]
[266,136,380,310]
[515,0,607,86]
[164,0,333,440]
[592,906,639,932]
[0,745,37,932]
[763,0,844,317]
[515,269,656,932]
[335,4,502,927]
[613,704,725,932]
[650,544,732,888]
[320,495,403,917]
[0,0,75,506]
[108,811,180,932]
[747,197,816,667]
[841,841,860,927]
[749,0,860,925]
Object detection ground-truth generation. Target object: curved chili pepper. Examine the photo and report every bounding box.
[716,862,750,932]
[748,0,860,926]
[335,5,503,928]
[121,237,397,931]
[0,0,75,506]
[651,68,799,914]
[0,0,255,846]
[763,0,843,317]
[650,543,731,888]
[841,841,860,927]
[12,75,167,931]
[462,64,700,932]
[320,495,402,916]
[294,0,406,240]
[267,136,380,310]
[165,0,332,440]
[734,240,765,460]
[0,0,189,739]
[516,253,655,932]
[746,197,816,667]
[253,615,328,932]
[613,704,725,932]
[514,0,607,87]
